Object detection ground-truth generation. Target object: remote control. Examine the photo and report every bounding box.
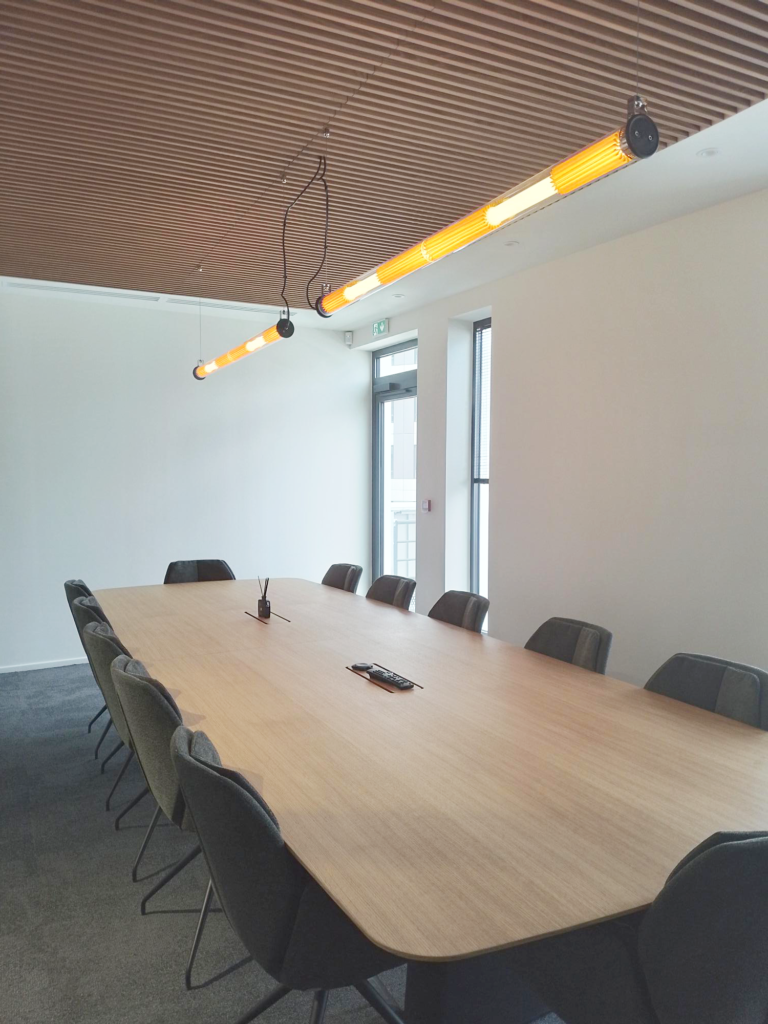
[367,667,415,690]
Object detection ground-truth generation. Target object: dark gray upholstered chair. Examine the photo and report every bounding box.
[70,594,118,759]
[171,726,407,1024]
[64,580,109,735]
[645,653,768,730]
[64,578,94,603]
[81,622,138,809]
[164,559,236,584]
[524,617,613,675]
[112,655,211,988]
[321,563,363,594]
[366,575,416,609]
[428,590,489,633]
[74,602,150,823]
[505,831,768,1024]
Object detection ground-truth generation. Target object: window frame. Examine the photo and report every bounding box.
[372,340,418,580]
[470,317,492,595]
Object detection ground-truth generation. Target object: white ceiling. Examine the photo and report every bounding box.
[4,98,767,337]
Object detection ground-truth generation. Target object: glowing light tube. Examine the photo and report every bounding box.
[192,325,282,378]
[316,115,657,319]
[193,105,657,378]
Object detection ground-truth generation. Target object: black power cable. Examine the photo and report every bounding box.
[280,156,328,322]
[305,157,330,310]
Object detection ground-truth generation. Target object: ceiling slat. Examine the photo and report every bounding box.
[1,0,764,305]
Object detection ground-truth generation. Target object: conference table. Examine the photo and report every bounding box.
[96,578,768,1022]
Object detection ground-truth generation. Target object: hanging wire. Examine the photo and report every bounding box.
[305,157,330,309]
[175,2,438,302]
[279,1,437,185]
[635,0,641,93]
[198,295,202,364]
[280,156,326,320]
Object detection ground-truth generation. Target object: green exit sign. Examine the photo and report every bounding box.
[372,318,389,338]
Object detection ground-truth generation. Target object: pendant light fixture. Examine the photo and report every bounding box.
[193,96,658,379]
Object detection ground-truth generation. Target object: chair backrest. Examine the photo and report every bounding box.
[366,575,416,609]
[428,590,489,633]
[321,563,363,593]
[81,623,132,746]
[163,559,236,584]
[645,653,768,730]
[64,578,94,611]
[70,595,111,685]
[170,726,307,977]
[70,594,109,632]
[639,831,768,1023]
[525,617,613,674]
[65,583,103,679]
[111,656,187,827]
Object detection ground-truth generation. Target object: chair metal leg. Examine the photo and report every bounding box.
[114,785,151,830]
[100,739,125,773]
[132,804,162,882]
[369,976,404,1015]
[356,980,408,1024]
[106,749,134,810]
[308,991,329,1024]
[140,843,201,915]
[94,717,113,759]
[233,985,291,1024]
[185,877,214,990]
[88,703,107,733]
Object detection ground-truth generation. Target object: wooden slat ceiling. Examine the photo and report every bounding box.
[2,0,767,309]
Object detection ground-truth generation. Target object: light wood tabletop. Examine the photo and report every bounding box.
[95,578,768,961]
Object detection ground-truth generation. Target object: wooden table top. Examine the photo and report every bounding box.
[95,578,768,961]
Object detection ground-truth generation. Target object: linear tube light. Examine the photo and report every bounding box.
[193,98,658,379]
[193,322,290,379]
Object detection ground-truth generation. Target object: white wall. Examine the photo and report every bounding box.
[0,293,370,670]
[6,186,767,681]
[353,186,768,684]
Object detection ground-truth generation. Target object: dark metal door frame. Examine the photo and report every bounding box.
[372,341,417,580]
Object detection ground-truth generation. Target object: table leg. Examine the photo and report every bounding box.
[404,953,550,1024]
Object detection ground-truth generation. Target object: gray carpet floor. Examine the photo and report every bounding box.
[0,663,561,1024]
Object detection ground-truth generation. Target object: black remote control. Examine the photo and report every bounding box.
[367,667,415,690]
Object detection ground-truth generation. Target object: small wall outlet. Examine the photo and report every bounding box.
[421,499,432,513]
[344,331,353,347]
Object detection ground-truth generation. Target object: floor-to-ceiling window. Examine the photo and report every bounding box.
[373,342,417,581]
[470,318,492,599]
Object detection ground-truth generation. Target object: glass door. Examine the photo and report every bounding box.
[373,343,417,581]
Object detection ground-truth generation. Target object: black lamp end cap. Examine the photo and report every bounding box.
[314,296,332,319]
[276,318,295,338]
[193,366,206,380]
[625,113,659,158]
